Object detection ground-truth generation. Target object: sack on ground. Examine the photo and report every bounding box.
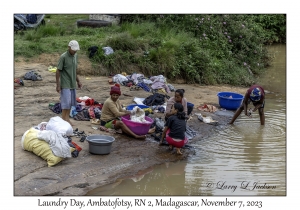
[46,116,73,136]
[21,128,75,167]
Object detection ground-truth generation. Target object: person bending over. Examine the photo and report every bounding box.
[229,85,265,125]
[160,103,188,155]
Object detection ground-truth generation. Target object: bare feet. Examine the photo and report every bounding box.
[176,148,183,155]
[148,127,156,134]
[136,135,146,140]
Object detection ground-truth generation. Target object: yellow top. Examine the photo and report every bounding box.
[100,97,126,122]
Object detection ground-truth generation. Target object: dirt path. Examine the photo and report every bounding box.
[14,55,247,196]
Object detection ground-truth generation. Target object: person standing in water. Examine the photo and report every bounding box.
[229,85,265,125]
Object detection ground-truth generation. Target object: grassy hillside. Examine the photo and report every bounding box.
[14,14,286,86]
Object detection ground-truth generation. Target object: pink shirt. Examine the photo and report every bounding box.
[165,96,188,115]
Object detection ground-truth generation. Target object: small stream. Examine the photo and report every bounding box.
[86,44,286,196]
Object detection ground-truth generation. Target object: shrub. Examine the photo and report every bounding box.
[105,32,139,51]
[14,14,285,86]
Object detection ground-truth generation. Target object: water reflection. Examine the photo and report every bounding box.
[86,161,189,196]
[242,126,264,165]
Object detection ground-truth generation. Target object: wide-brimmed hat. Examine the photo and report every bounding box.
[250,87,261,101]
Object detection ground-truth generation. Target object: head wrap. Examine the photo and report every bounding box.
[110,84,121,95]
[250,87,261,101]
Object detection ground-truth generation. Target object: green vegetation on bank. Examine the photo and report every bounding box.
[14,14,286,86]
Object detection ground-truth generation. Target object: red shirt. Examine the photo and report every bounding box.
[246,85,265,102]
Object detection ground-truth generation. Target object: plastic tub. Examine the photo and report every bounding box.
[187,102,194,115]
[187,102,194,107]
[86,135,115,155]
[217,92,244,110]
[121,115,153,136]
[126,104,149,110]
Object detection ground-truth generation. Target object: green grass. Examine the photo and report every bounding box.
[14,14,284,86]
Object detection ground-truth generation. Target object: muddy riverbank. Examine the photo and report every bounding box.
[14,55,248,196]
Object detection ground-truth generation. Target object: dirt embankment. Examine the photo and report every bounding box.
[14,54,247,196]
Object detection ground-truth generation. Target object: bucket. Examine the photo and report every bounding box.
[126,104,149,110]
[86,135,115,155]
[121,115,153,136]
[217,92,244,110]
[187,102,194,115]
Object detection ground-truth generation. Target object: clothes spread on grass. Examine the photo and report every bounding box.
[102,46,114,55]
[88,46,98,58]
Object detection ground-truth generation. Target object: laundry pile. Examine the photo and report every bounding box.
[111,73,174,94]
[49,95,103,122]
[24,70,43,81]
[130,106,147,123]
[21,116,82,167]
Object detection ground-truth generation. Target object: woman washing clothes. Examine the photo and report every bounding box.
[100,84,147,139]
[229,84,265,125]
[165,89,188,121]
[160,103,188,155]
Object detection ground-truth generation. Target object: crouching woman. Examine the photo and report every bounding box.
[160,103,188,155]
[100,84,146,139]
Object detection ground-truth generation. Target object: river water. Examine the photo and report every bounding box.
[87,44,286,196]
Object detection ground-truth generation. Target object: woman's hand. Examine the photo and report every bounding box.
[125,110,131,115]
